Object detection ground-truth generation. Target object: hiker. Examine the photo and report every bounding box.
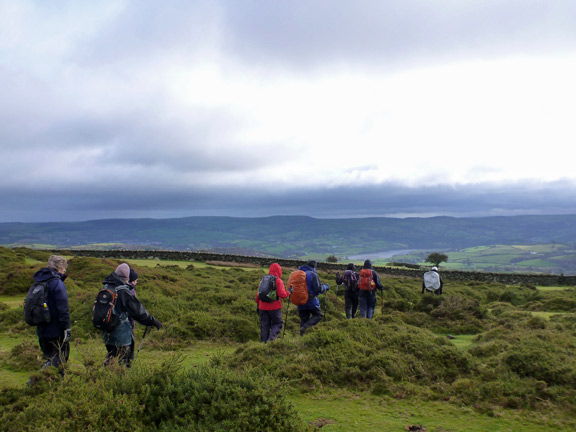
[255,263,290,342]
[422,266,444,295]
[336,263,359,319]
[30,255,71,375]
[357,259,384,319]
[101,263,162,367]
[297,260,329,335]
[125,267,139,364]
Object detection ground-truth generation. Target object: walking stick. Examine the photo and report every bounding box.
[322,283,329,314]
[135,326,150,360]
[282,300,290,338]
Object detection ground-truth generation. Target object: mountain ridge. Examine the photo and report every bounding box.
[2,214,576,260]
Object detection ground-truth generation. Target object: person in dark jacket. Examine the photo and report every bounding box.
[297,260,329,335]
[33,255,71,374]
[102,263,162,367]
[336,263,359,319]
[125,267,139,364]
[358,260,384,319]
[255,263,290,342]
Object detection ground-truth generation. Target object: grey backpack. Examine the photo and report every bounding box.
[423,271,441,291]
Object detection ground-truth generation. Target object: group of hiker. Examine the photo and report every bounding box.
[255,259,444,343]
[25,256,162,379]
[26,254,444,376]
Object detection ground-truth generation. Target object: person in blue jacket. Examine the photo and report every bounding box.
[297,260,329,336]
[32,255,71,374]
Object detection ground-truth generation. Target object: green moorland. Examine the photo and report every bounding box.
[1,247,576,431]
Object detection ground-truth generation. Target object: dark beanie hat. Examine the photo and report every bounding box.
[363,259,373,269]
[347,263,356,270]
[306,260,317,269]
[129,268,138,282]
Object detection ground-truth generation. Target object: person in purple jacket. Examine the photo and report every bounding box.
[32,255,71,374]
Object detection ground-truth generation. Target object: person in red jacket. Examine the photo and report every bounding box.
[255,263,289,342]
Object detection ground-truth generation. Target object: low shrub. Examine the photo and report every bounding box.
[0,359,310,432]
[224,321,473,391]
[4,341,40,371]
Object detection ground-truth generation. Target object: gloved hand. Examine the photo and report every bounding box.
[289,287,294,294]
[153,319,163,330]
[63,329,71,343]
[322,283,330,292]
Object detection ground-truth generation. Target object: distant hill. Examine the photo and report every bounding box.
[2,215,576,260]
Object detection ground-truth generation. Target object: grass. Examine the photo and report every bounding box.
[0,332,237,388]
[0,295,24,309]
[531,311,563,320]
[446,334,476,351]
[536,286,571,291]
[3,247,576,431]
[289,391,573,431]
[124,258,264,270]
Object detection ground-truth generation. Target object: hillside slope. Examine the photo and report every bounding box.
[2,214,576,258]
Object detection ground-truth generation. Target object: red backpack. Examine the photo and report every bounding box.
[358,269,375,291]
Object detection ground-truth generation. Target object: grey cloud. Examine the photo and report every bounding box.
[76,0,220,66]
[2,180,576,223]
[219,0,576,70]
[70,1,576,72]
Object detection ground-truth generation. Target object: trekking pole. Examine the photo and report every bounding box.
[282,301,290,338]
[135,326,151,360]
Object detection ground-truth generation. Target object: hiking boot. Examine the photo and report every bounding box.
[300,327,306,336]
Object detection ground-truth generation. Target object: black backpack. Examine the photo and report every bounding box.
[92,285,129,332]
[24,279,55,326]
[257,275,278,303]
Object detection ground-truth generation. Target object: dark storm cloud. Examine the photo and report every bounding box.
[2,181,576,223]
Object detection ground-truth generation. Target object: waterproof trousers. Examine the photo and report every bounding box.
[259,309,283,342]
[298,308,324,335]
[344,289,359,319]
[39,335,70,371]
[358,290,377,319]
[104,344,132,367]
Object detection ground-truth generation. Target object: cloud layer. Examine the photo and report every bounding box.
[2,0,576,222]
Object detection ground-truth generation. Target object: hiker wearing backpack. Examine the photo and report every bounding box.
[422,266,444,295]
[98,263,162,367]
[335,263,359,319]
[255,263,290,342]
[295,260,329,335]
[125,267,139,364]
[357,260,384,319]
[29,255,71,374]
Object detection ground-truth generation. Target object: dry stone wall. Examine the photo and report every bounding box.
[55,249,576,286]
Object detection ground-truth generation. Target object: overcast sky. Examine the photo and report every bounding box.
[2,0,576,222]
